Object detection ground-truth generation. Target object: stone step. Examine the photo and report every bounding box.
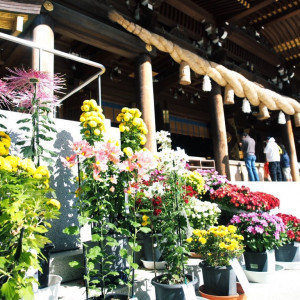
[50,248,84,283]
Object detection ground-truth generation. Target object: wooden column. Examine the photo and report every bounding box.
[135,54,157,152]
[284,116,299,181]
[209,80,231,180]
[32,15,54,74]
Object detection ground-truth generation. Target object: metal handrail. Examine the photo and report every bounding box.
[0,32,105,104]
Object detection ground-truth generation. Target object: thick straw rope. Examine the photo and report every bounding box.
[109,10,300,120]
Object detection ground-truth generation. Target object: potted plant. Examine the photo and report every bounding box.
[275,213,300,263]
[63,100,130,299]
[146,131,199,300]
[195,169,228,202]
[210,184,280,224]
[187,225,244,297]
[0,133,60,300]
[230,212,286,272]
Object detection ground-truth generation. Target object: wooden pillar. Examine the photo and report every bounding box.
[32,15,54,74]
[284,116,299,181]
[209,80,231,180]
[135,54,157,152]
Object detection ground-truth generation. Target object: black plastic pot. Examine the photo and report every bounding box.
[88,294,128,300]
[151,274,198,300]
[200,264,237,296]
[275,242,300,262]
[38,243,55,288]
[244,250,275,272]
[143,234,162,261]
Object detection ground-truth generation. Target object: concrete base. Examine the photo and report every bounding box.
[50,248,84,283]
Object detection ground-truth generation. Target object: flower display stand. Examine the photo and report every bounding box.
[242,265,284,283]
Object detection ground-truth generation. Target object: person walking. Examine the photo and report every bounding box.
[240,132,260,181]
[279,144,292,181]
[264,137,282,181]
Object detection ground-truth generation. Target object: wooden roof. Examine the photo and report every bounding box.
[0,0,299,137]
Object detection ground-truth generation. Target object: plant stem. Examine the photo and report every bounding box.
[77,157,89,300]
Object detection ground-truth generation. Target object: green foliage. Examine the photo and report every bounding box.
[16,88,57,165]
[0,161,60,299]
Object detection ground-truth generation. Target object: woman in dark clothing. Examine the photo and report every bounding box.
[279,144,292,181]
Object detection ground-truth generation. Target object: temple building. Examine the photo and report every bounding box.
[0,0,299,181]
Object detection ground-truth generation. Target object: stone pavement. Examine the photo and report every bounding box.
[58,258,300,300]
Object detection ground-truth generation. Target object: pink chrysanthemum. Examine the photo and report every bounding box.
[4,67,65,110]
[0,79,10,108]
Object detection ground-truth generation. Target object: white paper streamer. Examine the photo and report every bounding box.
[202,75,212,91]
[278,111,286,124]
[242,98,251,113]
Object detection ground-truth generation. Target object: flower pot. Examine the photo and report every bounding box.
[151,274,198,300]
[38,243,55,288]
[89,294,128,300]
[200,264,237,296]
[189,252,203,259]
[143,234,162,261]
[244,250,275,272]
[199,283,247,300]
[34,275,62,300]
[275,242,300,262]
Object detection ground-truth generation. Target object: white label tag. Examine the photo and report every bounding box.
[294,242,300,248]
[80,223,92,243]
[230,258,251,296]
[266,249,276,272]
[182,284,197,300]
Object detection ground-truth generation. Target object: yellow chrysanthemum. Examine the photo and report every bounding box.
[47,199,61,210]
[186,237,193,243]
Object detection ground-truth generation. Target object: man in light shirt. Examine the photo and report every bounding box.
[264,137,282,181]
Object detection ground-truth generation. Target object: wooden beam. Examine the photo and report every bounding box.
[263,8,300,28]
[50,2,149,59]
[165,0,215,25]
[0,0,42,14]
[227,0,274,24]
[228,30,281,66]
[12,15,23,36]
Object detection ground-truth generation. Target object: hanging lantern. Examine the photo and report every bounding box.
[242,98,251,113]
[224,85,234,104]
[179,61,191,85]
[202,75,211,91]
[278,111,286,124]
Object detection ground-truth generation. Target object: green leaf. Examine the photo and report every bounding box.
[17,118,31,124]
[120,248,128,258]
[1,280,16,300]
[22,146,34,158]
[140,227,151,234]
[16,141,26,146]
[19,126,30,132]
[19,284,34,300]
[130,262,139,269]
[63,226,80,235]
[37,134,53,141]
[69,261,81,268]
[107,271,119,276]
[130,221,141,228]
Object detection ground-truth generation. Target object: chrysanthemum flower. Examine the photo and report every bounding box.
[4,67,65,110]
